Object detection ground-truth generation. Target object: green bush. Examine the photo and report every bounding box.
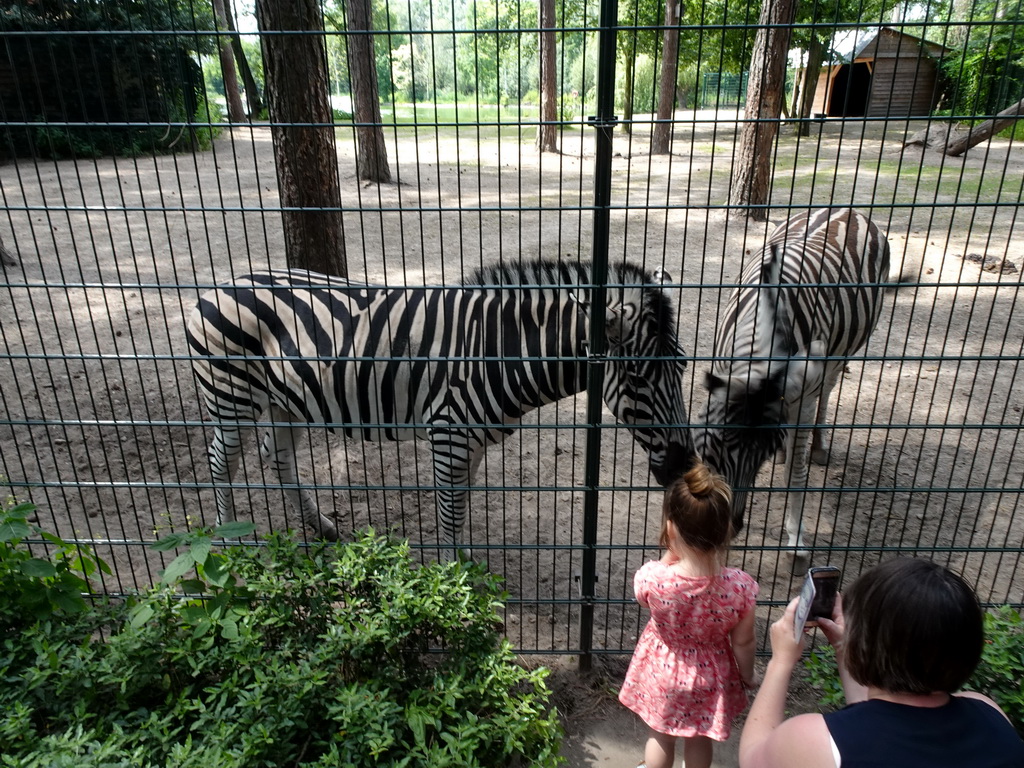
[0,500,563,767]
[803,606,1024,734]
[969,606,1024,736]
[802,644,845,711]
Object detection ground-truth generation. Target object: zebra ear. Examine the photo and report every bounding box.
[605,305,625,345]
[762,243,785,285]
[652,267,672,284]
[706,372,732,393]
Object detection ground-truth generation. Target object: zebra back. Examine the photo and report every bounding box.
[713,208,890,378]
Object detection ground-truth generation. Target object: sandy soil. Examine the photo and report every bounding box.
[2,110,1023,765]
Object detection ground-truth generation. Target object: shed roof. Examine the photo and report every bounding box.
[832,26,952,63]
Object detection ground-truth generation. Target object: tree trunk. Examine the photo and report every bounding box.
[796,36,824,136]
[346,0,392,182]
[622,54,634,136]
[536,0,559,153]
[943,97,1024,156]
[651,0,680,154]
[255,0,347,277]
[728,0,797,220]
[222,0,264,117]
[212,0,245,123]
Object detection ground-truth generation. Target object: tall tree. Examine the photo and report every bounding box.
[729,0,798,220]
[346,0,392,182]
[618,0,664,136]
[222,0,264,117]
[537,0,559,152]
[255,0,347,276]
[651,0,681,154]
[212,0,245,122]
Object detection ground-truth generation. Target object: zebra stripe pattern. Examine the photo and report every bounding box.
[186,259,696,554]
[696,208,890,562]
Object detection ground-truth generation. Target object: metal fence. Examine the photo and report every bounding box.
[1,0,1023,662]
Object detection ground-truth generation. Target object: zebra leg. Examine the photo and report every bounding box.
[810,371,840,466]
[783,419,816,572]
[259,413,338,541]
[209,423,245,527]
[430,429,482,561]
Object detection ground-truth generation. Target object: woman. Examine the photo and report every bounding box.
[739,557,1024,768]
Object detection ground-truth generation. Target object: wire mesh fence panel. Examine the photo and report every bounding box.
[1,0,1022,659]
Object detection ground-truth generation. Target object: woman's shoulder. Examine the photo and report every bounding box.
[954,691,1018,726]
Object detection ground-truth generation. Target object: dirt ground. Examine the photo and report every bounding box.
[1,109,1023,764]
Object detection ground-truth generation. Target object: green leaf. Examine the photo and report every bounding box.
[203,555,231,587]
[51,589,86,613]
[20,558,57,579]
[150,532,188,552]
[161,551,196,584]
[179,579,207,594]
[130,603,155,629]
[188,536,212,565]
[220,619,239,640]
[8,502,35,519]
[0,519,31,542]
[214,521,257,539]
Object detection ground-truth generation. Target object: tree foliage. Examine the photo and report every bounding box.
[0,0,215,158]
[940,0,1024,117]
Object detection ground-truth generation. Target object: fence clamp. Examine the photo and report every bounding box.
[580,339,606,362]
[573,570,599,597]
[586,114,619,129]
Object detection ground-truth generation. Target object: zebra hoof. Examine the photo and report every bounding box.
[314,518,339,542]
[811,447,830,466]
[787,550,811,576]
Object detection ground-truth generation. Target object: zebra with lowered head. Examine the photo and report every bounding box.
[186,259,697,555]
[696,208,890,567]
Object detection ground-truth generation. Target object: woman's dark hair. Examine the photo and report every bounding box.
[660,461,733,553]
[843,558,984,694]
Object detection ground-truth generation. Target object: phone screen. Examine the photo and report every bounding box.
[794,566,841,640]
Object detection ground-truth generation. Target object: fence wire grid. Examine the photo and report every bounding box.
[1,0,1023,660]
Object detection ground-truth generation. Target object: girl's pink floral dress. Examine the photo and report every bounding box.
[618,560,758,740]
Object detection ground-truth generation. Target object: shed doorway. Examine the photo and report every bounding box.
[828,62,872,116]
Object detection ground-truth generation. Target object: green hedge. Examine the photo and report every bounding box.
[0,500,563,767]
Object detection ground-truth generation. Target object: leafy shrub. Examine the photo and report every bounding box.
[803,606,1024,734]
[802,644,845,711]
[1,500,563,767]
[968,606,1024,736]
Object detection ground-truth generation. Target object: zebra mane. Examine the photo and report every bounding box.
[462,258,683,356]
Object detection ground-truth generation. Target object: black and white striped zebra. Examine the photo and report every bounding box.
[186,259,696,553]
[696,208,890,561]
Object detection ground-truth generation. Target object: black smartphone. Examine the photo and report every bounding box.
[793,566,842,640]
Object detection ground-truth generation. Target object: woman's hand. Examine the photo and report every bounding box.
[815,593,846,651]
[768,597,807,667]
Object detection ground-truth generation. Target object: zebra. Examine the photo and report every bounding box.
[696,208,890,565]
[186,258,697,554]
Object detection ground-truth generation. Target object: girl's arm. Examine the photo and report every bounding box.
[730,607,757,688]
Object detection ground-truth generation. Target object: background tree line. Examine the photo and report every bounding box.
[2,0,1021,269]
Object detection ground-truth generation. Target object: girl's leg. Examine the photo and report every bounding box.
[683,735,714,768]
[644,728,676,768]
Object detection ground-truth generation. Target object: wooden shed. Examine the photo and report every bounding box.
[812,27,951,118]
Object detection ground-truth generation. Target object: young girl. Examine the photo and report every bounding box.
[619,461,758,768]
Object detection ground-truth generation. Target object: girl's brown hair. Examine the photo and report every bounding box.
[659,461,734,554]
